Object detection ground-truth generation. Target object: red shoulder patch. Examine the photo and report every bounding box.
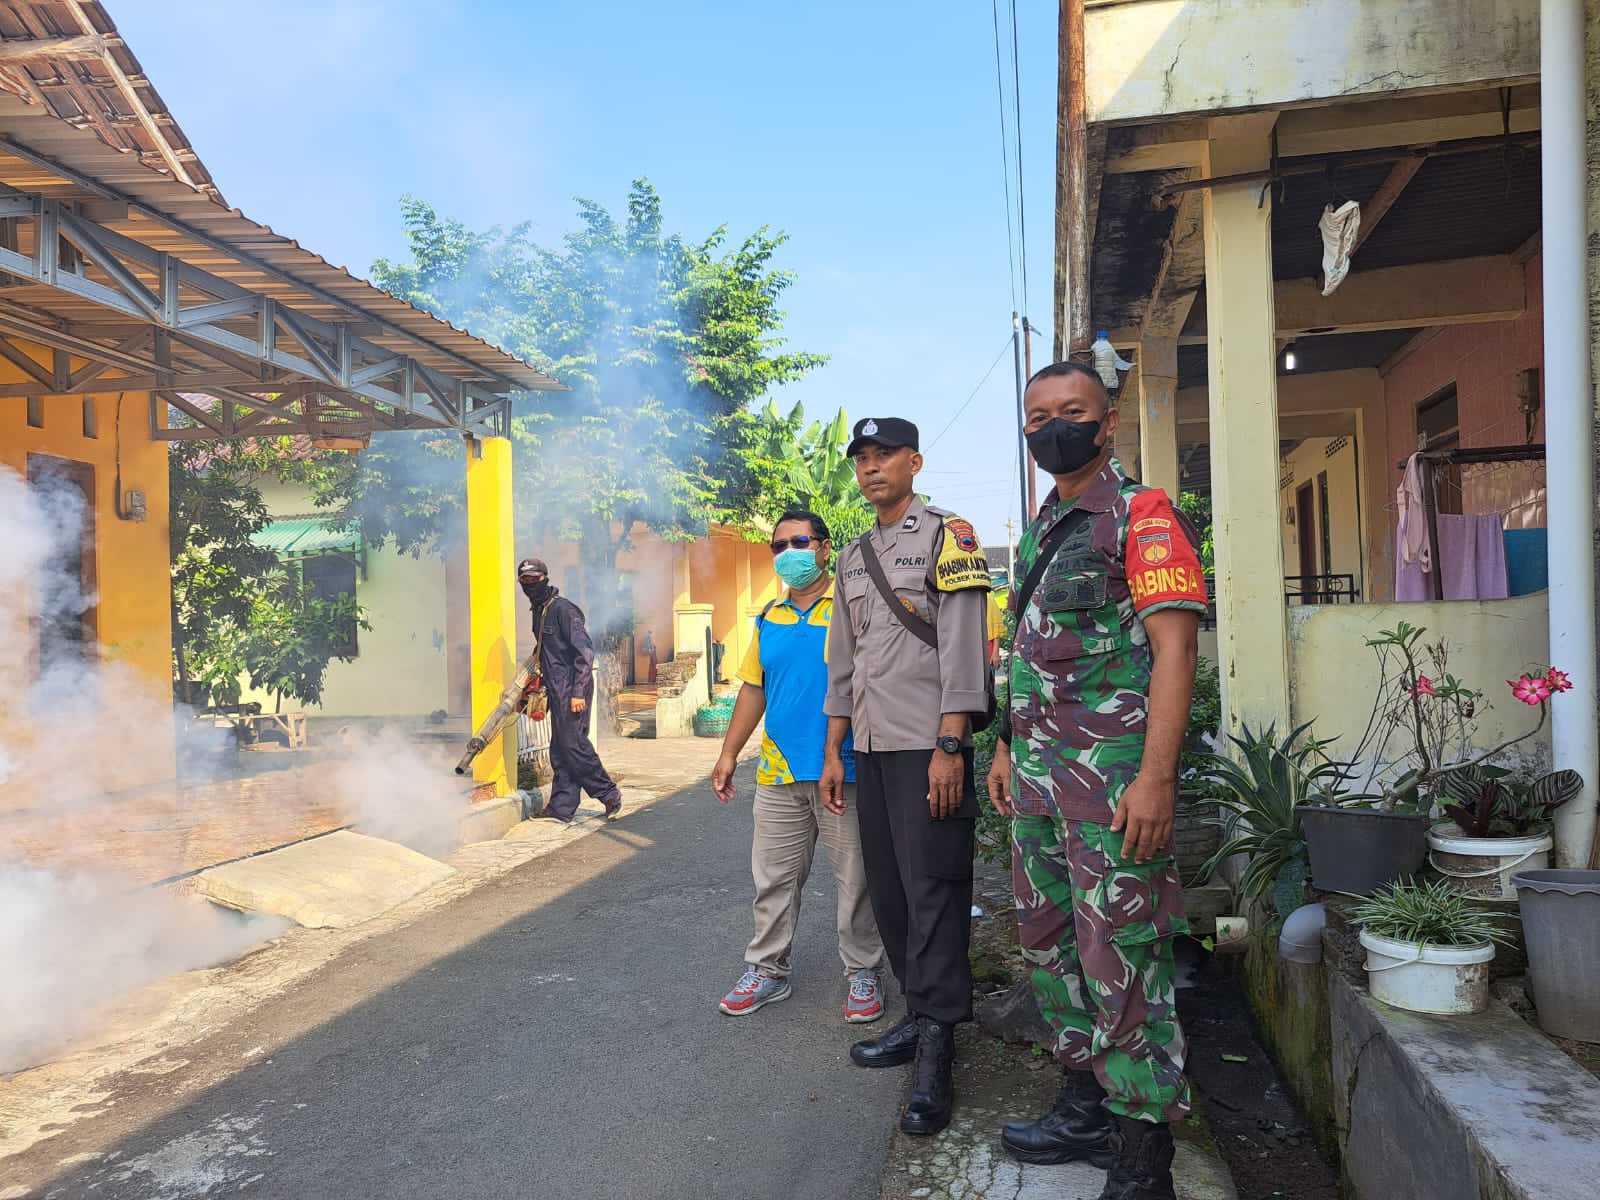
[944,516,980,553]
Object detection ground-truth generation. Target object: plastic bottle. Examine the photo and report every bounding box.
[1090,331,1133,392]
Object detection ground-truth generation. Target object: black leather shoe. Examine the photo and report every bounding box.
[899,1020,955,1135]
[1097,1114,1177,1200]
[850,1011,919,1068]
[1001,1070,1114,1166]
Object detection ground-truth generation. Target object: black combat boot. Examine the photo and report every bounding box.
[850,1011,920,1068]
[1097,1113,1177,1200]
[899,1020,955,1135]
[1000,1069,1114,1166]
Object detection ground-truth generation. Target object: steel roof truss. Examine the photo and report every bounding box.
[0,185,513,437]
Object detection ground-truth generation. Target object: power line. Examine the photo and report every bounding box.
[927,338,1015,451]
[1009,0,1029,317]
[990,0,1018,310]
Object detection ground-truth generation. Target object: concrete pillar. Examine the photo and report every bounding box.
[465,436,516,793]
[1112,356,1142,478]
[732,541,754,675]
[1353,389,1394,602]
[1138,335,1181,499]
[1201,114,1291,739]
[1543,0,1598,867]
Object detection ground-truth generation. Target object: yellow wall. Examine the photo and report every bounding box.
[1086,0,1538,125]
[1287,593,1553,775]
[1278,436,1365,598]
[0,388,176,797]
[242,480,451,719]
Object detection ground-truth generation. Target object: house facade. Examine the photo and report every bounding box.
[0,5,560,813]
[1068,0,1595,864]
[241,473,781,723]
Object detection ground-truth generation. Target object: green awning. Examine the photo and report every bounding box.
[252,518,360,558]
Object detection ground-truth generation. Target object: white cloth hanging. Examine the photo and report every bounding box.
[1319,200,1361,296]
[1396,453,1431,571]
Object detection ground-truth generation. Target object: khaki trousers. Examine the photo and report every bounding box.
[746,780,887,978]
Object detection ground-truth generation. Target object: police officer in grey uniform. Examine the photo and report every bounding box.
[821,416,992,1136]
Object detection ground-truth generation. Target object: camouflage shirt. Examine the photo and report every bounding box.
[1005,458,1207,821]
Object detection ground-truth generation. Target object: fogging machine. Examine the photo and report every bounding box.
[454,651,546,775]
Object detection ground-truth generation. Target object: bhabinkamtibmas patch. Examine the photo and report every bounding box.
[934,516,990,591]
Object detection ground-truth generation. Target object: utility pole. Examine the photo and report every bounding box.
[1022,316,1038,515]
[1005,518,1016,589]
[1011,311,1029,527]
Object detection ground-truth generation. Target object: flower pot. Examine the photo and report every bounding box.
[1358,928,1495,1014]
[1298,806,1429,896]
[1512,869,1600,1043]
[1214,915,1249,954]
[1427,823,1552,900]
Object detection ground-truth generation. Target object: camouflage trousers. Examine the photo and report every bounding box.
[1011,814,1190,1123]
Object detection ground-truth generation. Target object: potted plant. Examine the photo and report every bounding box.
[1192,722,1348,929]
[1428,760,1584,899]
[1174,656,1223,880]
[1298,624,1575,896]
[1354,878,1512,1014]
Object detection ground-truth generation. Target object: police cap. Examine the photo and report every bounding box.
[846,416,920,458]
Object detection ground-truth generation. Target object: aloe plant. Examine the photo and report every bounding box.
[1355,878,1515,948]
[1435,765,1584,838]
[1192,722,1354,921]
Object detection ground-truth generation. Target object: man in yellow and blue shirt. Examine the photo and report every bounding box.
[711,509,888,1022]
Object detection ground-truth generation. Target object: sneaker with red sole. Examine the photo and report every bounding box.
[845,969,886,1023]
[719,966,791,1016]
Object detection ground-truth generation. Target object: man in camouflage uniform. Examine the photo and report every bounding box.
[987,361,1206,1200]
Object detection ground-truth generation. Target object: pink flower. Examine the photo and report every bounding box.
[1408,675,1437,698]
[1546,668,1574,694]
[1509,675,1553,706]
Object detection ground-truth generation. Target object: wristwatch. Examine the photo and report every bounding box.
[936,735,963,756]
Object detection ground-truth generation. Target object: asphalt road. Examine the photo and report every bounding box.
[7,761,906,1200]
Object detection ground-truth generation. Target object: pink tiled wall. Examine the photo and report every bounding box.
[1383,252,1546,527]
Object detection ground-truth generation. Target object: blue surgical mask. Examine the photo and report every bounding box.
[774,547,823,589]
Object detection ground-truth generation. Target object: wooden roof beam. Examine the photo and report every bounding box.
[0,34,108,63]
[1351,156,1424,255]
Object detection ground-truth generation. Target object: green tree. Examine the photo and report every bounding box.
[169,438,367,714]
[745,399,873,553]
[340,181,825,726]
[1176,490,1215,574]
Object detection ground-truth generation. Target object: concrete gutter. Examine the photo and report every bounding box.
[1330,971,1600,1200]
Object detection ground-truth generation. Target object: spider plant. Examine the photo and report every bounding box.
[1193,722,1355,921]
[1354,878,1515,949]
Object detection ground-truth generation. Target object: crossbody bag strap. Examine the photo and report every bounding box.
[854,532,938,648]
[1013,513,1082,617]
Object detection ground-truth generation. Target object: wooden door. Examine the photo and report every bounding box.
[1296,482,1318,601]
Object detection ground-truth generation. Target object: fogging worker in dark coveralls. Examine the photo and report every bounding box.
[517,558,623,824]
[821,417,992,1138]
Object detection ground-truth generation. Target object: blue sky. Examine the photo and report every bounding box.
[114,1,1057,547]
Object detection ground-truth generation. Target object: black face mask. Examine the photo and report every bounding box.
[1026,417,1104,475]
[521,579,551,607]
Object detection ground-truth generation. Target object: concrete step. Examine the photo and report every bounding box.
[195,829,455,929]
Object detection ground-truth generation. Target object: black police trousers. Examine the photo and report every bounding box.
[545,687,621,820]
[854,747,976,1025]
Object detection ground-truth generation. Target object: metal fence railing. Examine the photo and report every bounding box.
[1284,574,1360,605]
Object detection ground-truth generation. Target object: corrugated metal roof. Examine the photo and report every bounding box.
[252,518,359,558]
[0,1,221,201]
[0,89,563,395]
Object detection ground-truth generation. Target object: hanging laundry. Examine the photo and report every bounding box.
[1319,200,1361,296]
[1395,513,1508,601]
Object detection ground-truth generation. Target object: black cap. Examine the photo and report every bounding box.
[846,416,919,458]
[516,557,548,580]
